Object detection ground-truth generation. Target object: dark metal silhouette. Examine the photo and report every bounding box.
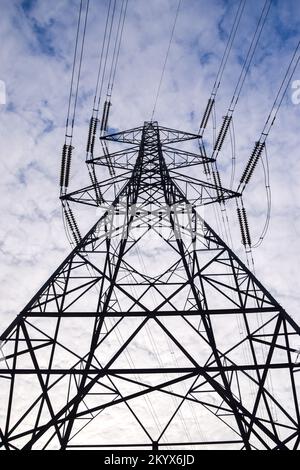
[0,122,299,450]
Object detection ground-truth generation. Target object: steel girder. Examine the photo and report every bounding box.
[0,122,299,450]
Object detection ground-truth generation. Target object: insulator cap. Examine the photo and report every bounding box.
[200,98,215,131]
[214,116,232,152]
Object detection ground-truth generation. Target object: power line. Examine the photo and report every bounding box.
[71,0,90,133]
[61,0,90,199]
[65,0,84,141]
[199,0,246,135]
[93,0,113,111]
[97,0,117,112]
[106,0,128,99]
[238,39,300,194]
[261,39,300,138]
[111,0,128,91]
[229,0,272,112]
[151,0,182,121]
[236,39,300,250]
[211,0,271,162]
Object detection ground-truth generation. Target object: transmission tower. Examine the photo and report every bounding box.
[0,121,299,450]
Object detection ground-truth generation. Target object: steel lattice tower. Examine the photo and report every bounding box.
[0,121,300,450]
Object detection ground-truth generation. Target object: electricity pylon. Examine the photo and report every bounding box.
[0,121,299,450]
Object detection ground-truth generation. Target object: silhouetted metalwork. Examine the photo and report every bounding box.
[0,122,299,450]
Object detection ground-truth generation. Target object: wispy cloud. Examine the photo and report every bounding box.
[0,0,300,448]
[0,0,299,326]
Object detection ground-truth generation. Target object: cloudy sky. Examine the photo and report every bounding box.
[0,0,300,333]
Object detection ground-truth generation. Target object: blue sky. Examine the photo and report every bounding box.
[0,0,300,450]
[0,0,300,332]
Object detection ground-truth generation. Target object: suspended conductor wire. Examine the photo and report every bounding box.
[132,228,205,444]
[261,39,300,138]
[251,145,272,248]
[86,0,120,214]
[228,0,272,112]
[82,262,164,440]
[70,0,90,131]
[150,0,182,121]
[61,0,89,247]
[105,0,122,98]
[238,39,300,195]
[210,0,271,159]
[61,0,89,179]
[203,0,271,268]
[65,0,83,140]
[93,0,113,111]
[198,0,245,136]
[212,0,246,97]
[110,0,128,91]
[127,255,192,445]
[96,0,117,110]
[106,0,128,98]
[210,0,271,205]
[229,118,236,190]
[212,100,217,147]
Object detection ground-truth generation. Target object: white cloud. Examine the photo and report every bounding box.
[0,0,300,449]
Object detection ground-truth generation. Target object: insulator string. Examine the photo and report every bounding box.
[236,38,300,250]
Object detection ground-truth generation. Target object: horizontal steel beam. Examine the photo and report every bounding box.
[19,307,279,318]
[66,439,244,448]
[0,363,295,374]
